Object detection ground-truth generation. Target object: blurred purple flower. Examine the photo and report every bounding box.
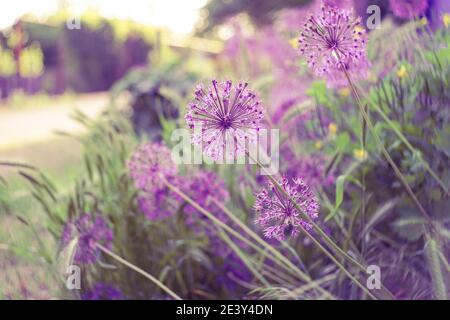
[183,170,235,246]
[326,54,371,87]
[298,3,369,86]
[128,142,182,220]
[182,170,252,290]
[269,74,311,122]
[81,283,124,300]
[283,150,336,189]
[389,0,428,19]
[61,214,113,264]
[128,142,177,191]
[279,0,354,31]
[184,170,229,218]
[185,80,265,161]
[136,188,181,220]
[254,177,319,241]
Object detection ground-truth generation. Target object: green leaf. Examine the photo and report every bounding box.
[334,132,350,152]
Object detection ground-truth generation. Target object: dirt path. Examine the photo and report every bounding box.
[0,92,111,150]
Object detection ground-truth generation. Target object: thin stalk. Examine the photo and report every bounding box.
[212,199,310,280]
[247,153,382,299]
[343,69,435,230]
[213,199,335,300]
[425,236,448,300]
[96,244,182,300]
[369,101,450,198]
[161,177,310,283]
[267,174,378,299]
[218,229,271,287]
[250,151,368,273]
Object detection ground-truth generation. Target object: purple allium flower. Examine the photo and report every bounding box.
[184,170,229,216]
[279,0,354,31]
[137,191,180,220]
[61,214,113,264]
[181,169,252,289]
[185,80,265,161]
[184,170,230,235]
[389,0,428,19]
[128,142,177,191]
[283,149,336,189]
[254,177,319,241]
[81,283,124,300]
[128,142,182,220]
[298,2,370,86]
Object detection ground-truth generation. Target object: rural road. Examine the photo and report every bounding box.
[0,92,111,150]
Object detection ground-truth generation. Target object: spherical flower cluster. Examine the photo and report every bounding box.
[81,283,124,300]
[128,142,177,191]
[61,214,113,264]
[254,177,319,241]
[298,2,370,86]
[128,142,182,220]
[182,170,252,289]
[389,0,428,20]
[184,170,230,234]
[185,80,265,161]
[283,150,336,189]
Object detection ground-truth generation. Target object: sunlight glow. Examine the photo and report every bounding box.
[0,0,207,34]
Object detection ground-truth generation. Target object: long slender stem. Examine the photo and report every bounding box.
[370,101,450,198]
[96,243,182,300]
[247,152,387,299]
[161,177,311,282]
[343,69,435,230]
[213,199,335,299]
[424,236,448,300]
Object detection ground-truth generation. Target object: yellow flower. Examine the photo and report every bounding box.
[354,149,368,161]
[328,123,338,136]
[419,17,428,26]
[315,141,323,150]
[397,65,408,78]
[338,87,350,98]
[443,13,450,28]
[289,38,299,49]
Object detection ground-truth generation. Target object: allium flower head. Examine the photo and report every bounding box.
[185,80,265,161]
[254,177,319,241]
[184,170,229,215]
[389,0,428,20]
[61,214,113,264]
[298,2,370,86]
[184,170,230,235]
[81,284,124,300]
[284,154,336,189]
[128,142,181,220]
[136,188,181,220]
[128,142,177,191]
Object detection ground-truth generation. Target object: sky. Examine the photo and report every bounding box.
[0,0,207,34]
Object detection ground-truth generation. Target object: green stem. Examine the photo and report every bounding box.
[343,69,435,230]
[96,243,182,300]
[161,177,312,283]
[370,101,450,198]
[212,199,335,299]
[425,236,448,300]
[248,152,384,299]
